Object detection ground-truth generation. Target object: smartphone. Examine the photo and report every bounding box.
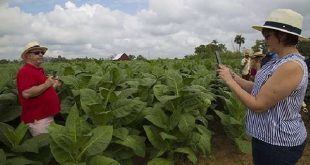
[215,51,221,65]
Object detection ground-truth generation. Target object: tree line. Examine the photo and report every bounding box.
[193,34,310,59]
[1,35,310,64]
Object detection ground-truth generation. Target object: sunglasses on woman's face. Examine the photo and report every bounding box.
[29,51,45,55]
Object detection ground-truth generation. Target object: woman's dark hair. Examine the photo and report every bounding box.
[262,28,299,46]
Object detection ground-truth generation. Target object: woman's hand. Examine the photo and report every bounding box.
[217,64,235,84]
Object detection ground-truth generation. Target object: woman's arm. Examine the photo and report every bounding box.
[218,61,303,112]
[231,72,254,93]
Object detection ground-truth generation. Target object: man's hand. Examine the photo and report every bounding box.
[46,75,62,89]
[45,75,56,88]
[53,79,62,88]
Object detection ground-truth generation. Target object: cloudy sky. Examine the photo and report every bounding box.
[0,0,309,60]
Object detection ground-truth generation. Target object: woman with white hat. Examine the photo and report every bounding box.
[217,9,308,164]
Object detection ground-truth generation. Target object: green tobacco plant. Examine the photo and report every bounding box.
[0,92,21,123]
[87,155,120,165]
[147,157,173,165]
[1,57,246,164]
[214,90,251,153]
[0,122,50,164]
[48,108,116,164]
[0,122,49,152]
[111,127,146,158]
[0,74,21,123]
[143,70,213,164]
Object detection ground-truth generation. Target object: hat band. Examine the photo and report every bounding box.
[31,45,40,48]
[264,21,301,35]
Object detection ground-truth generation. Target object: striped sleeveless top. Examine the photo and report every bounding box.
[246,53,308,146]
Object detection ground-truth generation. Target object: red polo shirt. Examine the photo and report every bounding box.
[16,63,60,123]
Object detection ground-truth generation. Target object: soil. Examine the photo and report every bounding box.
[196,110,310,165]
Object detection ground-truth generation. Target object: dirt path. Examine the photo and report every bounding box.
[298,111,310,165]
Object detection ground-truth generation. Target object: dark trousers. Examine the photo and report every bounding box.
[252,138,306,165]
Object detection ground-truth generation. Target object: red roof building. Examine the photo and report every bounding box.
[112,53,129,61]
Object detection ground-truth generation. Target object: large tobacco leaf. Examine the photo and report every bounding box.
[79,88,103,115]
[214,90,251,154]
[178,113,195,136]
[174,147,197,164]
[143,125,167,151]
[145,108,169,131]
[0,122,28,148]
[165,70,183,96]
[12,134,50,153]
[113,135,146,157]
[111,98,146,126]
[0,105,21,122]
[87,155,120,165]
[0,93,17,104]
[147,158,173,165]
[80,88,102,106]
[48,109,113,164]
[189,125,212,155]
[153,84,179,103]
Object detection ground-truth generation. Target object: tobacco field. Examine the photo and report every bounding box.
[0,55,309,165]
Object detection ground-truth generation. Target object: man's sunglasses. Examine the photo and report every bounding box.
[29,51,45,55]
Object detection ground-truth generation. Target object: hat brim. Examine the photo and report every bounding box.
[252,25,310,42]
[252,55,265,58]
[21,47,48,59]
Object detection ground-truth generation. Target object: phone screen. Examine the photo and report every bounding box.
[215,51,221,64]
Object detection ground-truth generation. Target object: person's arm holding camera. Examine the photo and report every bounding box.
[219,64,254,93]
[230,70,254,93]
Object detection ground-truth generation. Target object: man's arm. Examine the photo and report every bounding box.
[22,77,54,99]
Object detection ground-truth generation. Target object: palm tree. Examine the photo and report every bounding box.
[251,40,267,53]
[234,34,245,52]
[218,43,227,52]
[211,40,218,45]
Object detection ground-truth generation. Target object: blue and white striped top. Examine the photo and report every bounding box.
[246,53,308,146]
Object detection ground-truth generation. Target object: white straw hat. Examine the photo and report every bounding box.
[252,9,310,42]
[253,51,265,58]
[21,41,48,59]
[243,49,250,56]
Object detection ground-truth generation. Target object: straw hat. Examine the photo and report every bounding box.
[21,41,48,59]
[252,9,310,42]
[252,51,265,58]
[243,49,250,56]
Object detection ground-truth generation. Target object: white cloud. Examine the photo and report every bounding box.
[0,0,310,60]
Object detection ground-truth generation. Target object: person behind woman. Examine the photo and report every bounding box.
[249,51,265,81]
[217,9,309,165]
[241,50,251,80]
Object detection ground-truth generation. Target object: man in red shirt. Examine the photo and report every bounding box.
[16,41,61,136]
